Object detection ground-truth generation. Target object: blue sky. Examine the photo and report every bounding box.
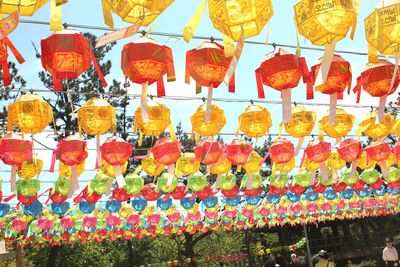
[0,1,392,204]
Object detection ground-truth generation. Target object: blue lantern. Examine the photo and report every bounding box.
[340,187,354,200]
[304,188,318,201]
[180,196,196,209]
[245,196,261,205]
[225,195,241,206]
[372,185,386,196]
[357,185,371,198]
[51,202,70,215]
[203,196,218,208]
[24,200,43,217]
[266,193,281,204]
[323,186,337,200]
[106,199,122,213]
[0,203,10,217]
[79,200,96,214]
[131,196,148,212]
[286,191,301,202]
[157,197,173,210]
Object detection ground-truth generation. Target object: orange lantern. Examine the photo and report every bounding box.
[0,133,32,192]
[337,138,362,177]
[225,139,252,167]
[193,138,223,165]
[308,55,352,123]
[191,103,226,137]
[0,37,25,86]
[255,49,310,122]
[269,139,294,165]
[319,108,355,142]
[100,136,133,188]
[237,104,272,138]
[366,141,391,178]
[353,60,400,122]
[357,112,395,140]
[41,31,107,91]
[304,140,331,182]
[185,42,234,122]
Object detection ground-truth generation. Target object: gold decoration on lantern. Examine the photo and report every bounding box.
[238,105,272,138]
[191,104,226,137]
[17,157,43,179]
[101,160,128,177]
[0,0,48,16]
[319,108,355,139]
[77,98,116,135]
[134,100,171,138]
[7,94,53,134]
[210,158,232,175]
[208,0,274,41]
[357,112,395,139]
[59,161,85,178]
[142,153,165,176]
[176,153,200,176]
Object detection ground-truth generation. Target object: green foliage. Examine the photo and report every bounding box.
[358,260,377,267]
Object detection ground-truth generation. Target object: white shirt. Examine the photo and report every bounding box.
[383,247,399,261]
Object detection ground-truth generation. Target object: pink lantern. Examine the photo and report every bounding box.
[225,139,252,167]
[337,138,362,176]
[366,141,391,178]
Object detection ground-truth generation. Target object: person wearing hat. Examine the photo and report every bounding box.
[289,253,299,267]
[315,250,335,267]
[383,237,399,267]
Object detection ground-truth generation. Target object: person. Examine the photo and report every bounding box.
[383,237,399,267]
[315,250,335,267]
[289,253,299,267]
[276,255,288,267]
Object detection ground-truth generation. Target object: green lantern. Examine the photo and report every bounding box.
[220,174,236,191]
[293,172,313,188]
[268,173,289,188]
[16,178,40,196]
[156,173,178,193]
[54,177,71,196]
[240,173,262,190]
[361,168,380,184]
[317,170,334,186]
[340,168,359,185]
[386,167,400,183]
[124,173,144,194]
[188,174,208,192]
[89,173,111,195]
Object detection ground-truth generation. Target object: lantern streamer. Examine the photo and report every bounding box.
[316,43,336,85]
[183,0,206,43]
[205,86,213,122]
[50,0,63,32]
[10,165,16,192]
[329,93,338,125]
[101,0,114,29]
[281,89,291,123]
[113,165,126,188]
[222,34,235,57]
[141,82,150,123]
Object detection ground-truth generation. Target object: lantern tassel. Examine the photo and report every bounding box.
[68,165,79,197]
[49,149,57,173]
[101,0,114,28]
[377,95,387,123]
[167,164,174,186]
[281,89,292,123]
[316,43,336,85]
[90,51,108,88]
[182,0,206,42]
[10,165,16,192]
[1,61,10,86]
[205,85,213,122]
[3,37,25,64]
[212,174,221,192]
[95,135,101,169]
[165,47,176,82]
[141,82,150,123]
[246,173,254,190]
[319,163,328,182]
[156,77,166,97]
[350,161,357,177]
[113,165,125,188]
[329,93,337,125]
[379,161,388,178]
[255,68,265,98]
[295,138,304,157]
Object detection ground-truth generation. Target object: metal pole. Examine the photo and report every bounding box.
[303,224,313,267]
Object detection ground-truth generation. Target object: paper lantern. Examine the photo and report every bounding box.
[394,142,400,164]
[101,0,174,28]
[243,151,263,174]
[100,160,127,178]
[124,173,144,195]
[255,49,310,122]
[60,161,85,179]
[357,112,395,139]
[319,108,354,141]
[357,151,376,170]
[134,100,171,145]
[353,60,400,122]
[269,139,294,165]
[188,175,208,192]
[304,140,331,182]
[142,153,165,176]
[308,55,352,123]
[151,138,181,166]
[337,138,362,177]
[284,106,316,154]
[185,42,234,121]
[16,179,40,197]
[41,31,107,91]
[366,141,391,178]
[0,133,32,192]
[225,139,252,166]
[361,168,380,185]
[327,151,345,181]
[142,183,161,201]
[0,37,25,86]
[156,173,177,193]
[100,136,133,188]
[237,105,272,138]
[7,94,53,133]
[176,153,200,177]
[191,104,226,137]
[193,138,223,165]
[171,182,187,200]
[240,173,262,190]
[209,158,232,175]
[78,98,116,135]
[272,158,295,175]
[17,157,43,179]
[208,0,273,40]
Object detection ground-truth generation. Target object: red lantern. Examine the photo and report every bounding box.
[269,185,287,195]
[225,139,252,167]
[196,184,214,200]
[305,140,331,182]
[366,141,391,178]
[0,133,32,192]
[151,137,181,166]
[269,139,294,164]
[290,184,306,195]
[221,184,239,198]
[353,60,400,122]
[17,194,37,205]
[112,187,131,202]
[312,182,326,193]
[255,49,310,122]
[141,183,161,201]
[370,178,384,190]
[193,139,223,165]
[337,138,362,176]
[393,142,400,162]
[244,187,261,197]
[351,179,365,191]
[332,182,346,192]
[100,136,133,188]
[41,31,107,91]
[121,37,175,97]
[0,37,25,86]
[49,191,68,204]
[308,55,352,123]
[171,182,187,200]
[185,41,235,121]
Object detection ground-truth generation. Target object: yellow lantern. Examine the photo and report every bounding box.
[243,151,263,174]
[17,157,43,179]
[77,98,116,135]
[101,160,128,177]
[7,94,53,134]
[59,161,85,178]
[392,119,400,136]
[294,0,357,71]
[208,0,273,41]
[365,1,400,61]
[327,151,345,179]
[210,158,232,175]
[134,100,171,144]
[191,104,226,137]
[285,106,316,153]
[319,108,355,140]
[237,105,272,138]
[303,154,319,172]
[357,112,395,139]
[101,0,174,28]
[273,158,295,174]
[142,153,165,176]
[176,153,200,176]
[357,151,376,170]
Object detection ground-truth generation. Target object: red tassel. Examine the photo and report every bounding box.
[90,51,108,88]
[185,51,191,84]
[3,194,16,203]
[306,82,314,100]
[165,47,175,82]
[53,76,63,91]
[299,57,310,84]
[49,149,57,173]
[352,73,370,104]
[228,73,235,93]
[337,91,343,100]
[73,186,88,203]
[3,37,25,64]
[255,68,265,98]
[1,61,10,86]
[157,77,166,97]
